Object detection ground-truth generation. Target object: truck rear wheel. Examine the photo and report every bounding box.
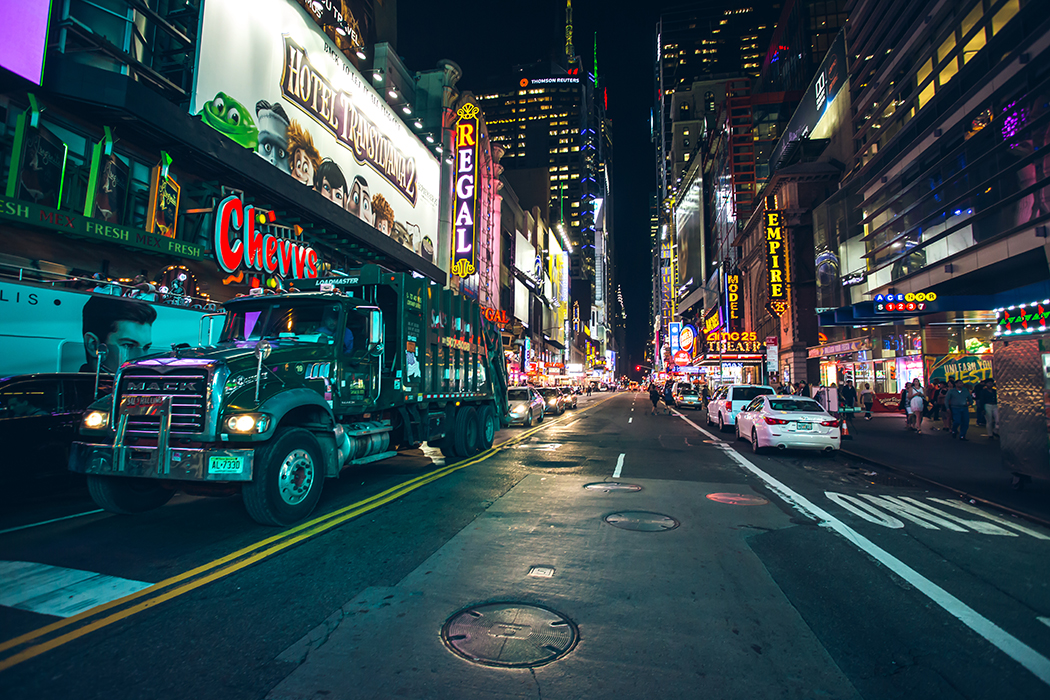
[243,428,325,526]
[87,475,174,514]
[477,405,496,451]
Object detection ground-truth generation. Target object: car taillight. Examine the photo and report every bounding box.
[820,419,840,427]
[764,417,789,425]
[725,401,733,411]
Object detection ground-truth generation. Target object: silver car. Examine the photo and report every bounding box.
[507,386,545,427]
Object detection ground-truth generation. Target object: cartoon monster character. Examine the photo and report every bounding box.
[199,92,258,149]
[372,193,394,236]
[348,176,373,224]
[255,101,291,173]
[288,120,320,186]
[314,159,349,208]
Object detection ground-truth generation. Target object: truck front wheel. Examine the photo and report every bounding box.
[87,475,174,514]
[243,428,325,526]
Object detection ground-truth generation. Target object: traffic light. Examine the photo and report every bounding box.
[635,365,641,371]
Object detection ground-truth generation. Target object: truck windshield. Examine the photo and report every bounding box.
[220,300,345,347]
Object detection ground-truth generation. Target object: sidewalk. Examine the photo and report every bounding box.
[840,413,1050,524]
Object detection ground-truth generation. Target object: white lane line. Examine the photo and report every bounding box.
[613,453,625,478]
[676,421,1050,686]
[628,417,633,424]
[0,561,152,618]
[675,411,722,441]
[0,510,106,536]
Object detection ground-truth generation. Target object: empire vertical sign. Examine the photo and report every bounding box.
[451,103,480,278]
[765,209,789,315]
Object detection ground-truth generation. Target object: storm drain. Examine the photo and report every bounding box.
[441,602,578,668]
[584,481,643,492]
[706,493,770,506]
[604,511,680,531]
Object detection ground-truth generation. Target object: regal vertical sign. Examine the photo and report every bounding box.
[765,210,789,315]
[451,103,480,278]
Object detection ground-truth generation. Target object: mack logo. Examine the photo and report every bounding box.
[125,380,201,393]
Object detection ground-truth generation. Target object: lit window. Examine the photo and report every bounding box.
[918,81,936,109]
[992,0,1019,34]
[917,57,933,86]
[937,33,956,62]
[938,57,959,86]
[961,3,983,37]
[963,28,987,63]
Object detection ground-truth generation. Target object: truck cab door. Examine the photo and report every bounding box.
[336,308,377,410]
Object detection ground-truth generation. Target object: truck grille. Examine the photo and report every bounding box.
[119,369,209,436]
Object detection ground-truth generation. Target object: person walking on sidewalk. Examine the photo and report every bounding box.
[662,379,676,415]
[908,379,926,433]
[947,380,973,440]
[860,382,875,419]
[979,379,999,439]
[648,381,661,415]
[930,380,946,429]
[841,380,857,411]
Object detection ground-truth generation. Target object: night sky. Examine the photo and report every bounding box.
[398,0,663,371]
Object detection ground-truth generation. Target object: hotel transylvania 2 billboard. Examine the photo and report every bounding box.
[191,0,442,268]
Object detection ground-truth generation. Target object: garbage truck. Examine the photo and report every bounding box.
[70,265,510,525]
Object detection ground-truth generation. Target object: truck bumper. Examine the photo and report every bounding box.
[69,442,255,482]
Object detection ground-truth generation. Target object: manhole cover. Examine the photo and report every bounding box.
[604,511,679,531]
[706,493,770,506]
[584,482,643,492]
[441,602,578,668]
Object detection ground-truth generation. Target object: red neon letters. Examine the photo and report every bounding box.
[214,195,319,279]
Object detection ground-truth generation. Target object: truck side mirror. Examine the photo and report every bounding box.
[368,309,384,357]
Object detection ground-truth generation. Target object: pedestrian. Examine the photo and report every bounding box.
[947,380,972,440]
[942,379,955,432]
[648,381,661,415]
[979,379,999,438]
[929,380,944,429]
[860,382,875,419]
[974,379,987,427]
[908,379,926,433]
[662,378,676,414]
[841,380,857,410]
[900,383,911,429]
[797,381,809,397]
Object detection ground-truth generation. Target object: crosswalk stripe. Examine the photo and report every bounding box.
[0,561,152,619]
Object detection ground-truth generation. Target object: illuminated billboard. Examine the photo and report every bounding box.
[765,210,789,316]
[451,104,480,278]
[0,2,52,85]
[192,0,441,268]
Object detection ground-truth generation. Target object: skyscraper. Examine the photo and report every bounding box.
[477,1,613,366]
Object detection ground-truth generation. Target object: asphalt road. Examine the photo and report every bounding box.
[1,391,1049,699]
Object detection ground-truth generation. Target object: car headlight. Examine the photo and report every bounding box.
[83,410,109,430]
[548,399,558,405]
[225,413,271,434]
[511,406,525,415]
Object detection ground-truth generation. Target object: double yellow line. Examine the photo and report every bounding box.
[0,394,614,672]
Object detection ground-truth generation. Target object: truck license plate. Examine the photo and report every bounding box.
[209,455,244,474]
[796,422,812,431]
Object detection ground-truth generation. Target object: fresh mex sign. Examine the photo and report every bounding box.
[765,210,788,315]
[451,103,480,278]
[214,195,320,279]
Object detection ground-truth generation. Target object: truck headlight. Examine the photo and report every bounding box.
[83,410,109,430]
[225,413,270,434]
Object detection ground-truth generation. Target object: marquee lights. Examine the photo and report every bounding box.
[765,210,788,316]
[995,300,1050,336]
[450,103,480,278]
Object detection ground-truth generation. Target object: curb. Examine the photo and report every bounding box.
[840,448,1050,529]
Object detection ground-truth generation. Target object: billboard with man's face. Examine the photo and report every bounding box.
[191,0,441,268]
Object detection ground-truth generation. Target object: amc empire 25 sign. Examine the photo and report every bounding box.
[451,103,480,278]
[765,209,788,316]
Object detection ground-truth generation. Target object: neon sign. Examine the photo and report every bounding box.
[996,300,1050,336]
[765,210,788,316]
[214,195,320,279]
[725,272,741,331]
[450,103,479,278]
[874,291,938,313]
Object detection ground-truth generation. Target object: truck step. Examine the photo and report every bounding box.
[344,450,398,466]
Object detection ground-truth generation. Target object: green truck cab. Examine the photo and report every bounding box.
[70,265,510,525]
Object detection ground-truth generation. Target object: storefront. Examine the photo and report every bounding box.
[992,299,1050,481]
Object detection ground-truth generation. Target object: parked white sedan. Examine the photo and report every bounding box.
[735,395,841,454]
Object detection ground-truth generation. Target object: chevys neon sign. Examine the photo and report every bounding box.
[214,195,320,279]
[450,103,479,278]
[765,210,789,316]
